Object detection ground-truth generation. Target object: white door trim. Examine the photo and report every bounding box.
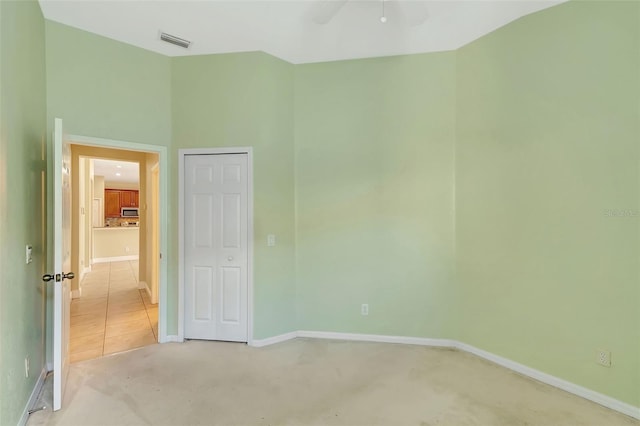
[66,134,170,342]
[178,147,254,345]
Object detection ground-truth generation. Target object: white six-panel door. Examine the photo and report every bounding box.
[184,154,248,341]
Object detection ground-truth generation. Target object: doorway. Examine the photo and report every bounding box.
[58,134,168,364]
[178,148,254,343]
[70,152,158,362]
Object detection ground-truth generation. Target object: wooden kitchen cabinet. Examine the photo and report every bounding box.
[105,189,140,217]
[120,190,139,207]
[105,190,121,217]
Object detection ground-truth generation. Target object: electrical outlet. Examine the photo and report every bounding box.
[361,304,369,316]
[24,357,30,378]
[596,349,611,367]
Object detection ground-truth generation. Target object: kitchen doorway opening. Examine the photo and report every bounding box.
[61,135,168,363]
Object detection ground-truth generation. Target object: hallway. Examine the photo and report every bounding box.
[69,261,158,363]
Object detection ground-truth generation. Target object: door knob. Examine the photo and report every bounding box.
[227,256,233,261]
[42,272,75,282]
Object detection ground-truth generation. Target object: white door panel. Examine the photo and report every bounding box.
[222,194,241,248]
[221,266,241,323]
[194,266,214,320]
[184,154,248,342]
[51,118,72,411]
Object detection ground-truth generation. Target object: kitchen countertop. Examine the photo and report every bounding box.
[94,226,139,230]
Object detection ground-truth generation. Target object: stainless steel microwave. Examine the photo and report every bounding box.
[121,207,139,217]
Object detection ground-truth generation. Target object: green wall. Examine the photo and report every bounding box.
[45,21,172,146]
[172,53,297,338]
[0,1,48,424]
[294,53,457,337]
[455,1,639,407]
[24,0,638,417]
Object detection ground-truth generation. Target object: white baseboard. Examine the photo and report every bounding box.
[162,335,183,343]
[298,330,456,348]
[18,367,47,426]
[78,265,92,283]
[138,280,150,292]
[250,331,298,347]
[456,342,640,420]
[92,255,139,264]
[251,330,639,420]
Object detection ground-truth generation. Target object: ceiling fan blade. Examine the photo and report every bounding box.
[395,0,429,27]
[308,0,349,25]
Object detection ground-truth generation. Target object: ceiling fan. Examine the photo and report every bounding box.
[308,0,429,26]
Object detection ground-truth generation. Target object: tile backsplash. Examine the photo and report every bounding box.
[104,217,139,227]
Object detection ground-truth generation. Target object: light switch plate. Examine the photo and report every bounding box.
[26,245,33,264]
[267,234,276,247]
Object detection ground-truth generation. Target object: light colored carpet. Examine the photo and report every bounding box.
[27,339,638,426]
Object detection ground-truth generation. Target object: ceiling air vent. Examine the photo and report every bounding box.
[160,32,191,49]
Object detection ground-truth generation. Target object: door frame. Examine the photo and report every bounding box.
[150,163,160,304]
[65,133,170,342]
[178,147,254,345]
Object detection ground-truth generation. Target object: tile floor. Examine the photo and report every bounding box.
[69,260,158,363]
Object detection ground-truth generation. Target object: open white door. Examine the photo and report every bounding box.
[44,118,73,411]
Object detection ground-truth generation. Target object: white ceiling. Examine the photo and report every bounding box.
[92,159,139,184]
[38,0,565,64]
